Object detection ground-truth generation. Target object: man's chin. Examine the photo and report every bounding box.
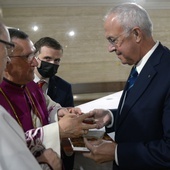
[118,57,129,65]
[119,58,127,65]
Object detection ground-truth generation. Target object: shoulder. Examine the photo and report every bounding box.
[26,81,44,96]
[27,81,39,89]
[50,76,72,87]
[157,43,170,56]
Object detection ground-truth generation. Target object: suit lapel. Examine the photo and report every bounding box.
[48,77,58,99]
[116,43,164,131]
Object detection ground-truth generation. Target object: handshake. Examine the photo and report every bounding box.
[58,108,112,138]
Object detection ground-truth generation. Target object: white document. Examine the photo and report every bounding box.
[77,90,122,112]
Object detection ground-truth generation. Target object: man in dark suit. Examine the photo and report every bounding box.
[34,37,74,107]
[83,3,170,170]
[34,37,74,170]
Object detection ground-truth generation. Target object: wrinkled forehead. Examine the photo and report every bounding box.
[11,37,35,56]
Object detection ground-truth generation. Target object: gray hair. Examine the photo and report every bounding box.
[104,3,153,37]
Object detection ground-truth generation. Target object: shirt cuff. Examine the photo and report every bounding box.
[115,144,119,165]
[106,110,114,128]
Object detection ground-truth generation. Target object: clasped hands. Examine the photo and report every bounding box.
[58,107,96,138]
[57,108,111,138]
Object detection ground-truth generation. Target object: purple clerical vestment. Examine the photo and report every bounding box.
[0,79,49,131]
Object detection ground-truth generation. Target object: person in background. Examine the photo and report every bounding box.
[0,28,97,168]
[34,37,74,107]
[34,37,75,170]
[0,21,61,170]
[83,3,170,170]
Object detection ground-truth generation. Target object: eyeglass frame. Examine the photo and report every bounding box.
[9,53,36,63]
[0,39,15,56]
[107,29,132,47]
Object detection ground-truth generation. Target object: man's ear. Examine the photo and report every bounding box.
[6,56,11,64]
[133,30,138,37]
[5,57,11,71]
[132,27,141,42]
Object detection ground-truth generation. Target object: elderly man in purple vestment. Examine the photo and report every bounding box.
[0,21,62,170]
[0,28,97,163]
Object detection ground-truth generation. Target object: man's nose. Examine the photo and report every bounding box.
[108,44,116,52]
[31,57,38,67]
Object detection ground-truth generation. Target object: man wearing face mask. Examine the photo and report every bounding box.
[34,37,75,170]
[34,37,74,108]
[37,58,59,78]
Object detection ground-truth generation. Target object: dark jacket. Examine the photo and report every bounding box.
[47,76,74,107]
[106,43,170,170]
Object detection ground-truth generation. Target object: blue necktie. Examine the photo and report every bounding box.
[119,66,138,114]
[126,66,138,92]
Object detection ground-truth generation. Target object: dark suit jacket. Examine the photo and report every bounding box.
[47,76,74,107]
[106,43,170,170]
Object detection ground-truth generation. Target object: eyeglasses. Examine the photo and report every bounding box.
[0,39,15,56]
[107,30,131,47]
[9,53,35,63]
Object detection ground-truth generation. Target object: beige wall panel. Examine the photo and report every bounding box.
[58,61,130,83]
[1,7,170,83]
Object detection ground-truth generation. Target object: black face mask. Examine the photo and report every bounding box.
[37,60,59,78]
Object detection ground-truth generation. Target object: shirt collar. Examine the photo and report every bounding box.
[34,73,49,84]
[136,40,159,74]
